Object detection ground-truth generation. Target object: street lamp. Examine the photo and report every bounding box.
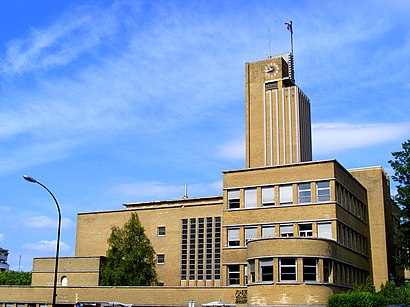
[23,175,61,307]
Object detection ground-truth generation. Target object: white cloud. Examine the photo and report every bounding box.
[217,139,245,160]
[313,122,410,155]
[24,216,73,229]
[0,233,4,242]
[0,206,11,212]
[112,180,222,202]
[23,240,70,252]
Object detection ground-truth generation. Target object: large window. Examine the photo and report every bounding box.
[280,224,294,237]
[228,228,240,246]
[280,258,297,281]
[245,226,257,243]
[317,181,330,202]
[260,258,274,282]
[262,225,275,238]
[227,265,240,285]
[298,183,311,204]
[318,222,332,239]
[228,189,240,209]
[280,185,293,205]
[262,186,275,206]
[323,259,332,283]
[298,223,313,237]
[303,258,317,282]
[244,188,257,208]
[249,260,255,283]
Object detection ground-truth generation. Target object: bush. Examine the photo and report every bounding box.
[327,292,385,307]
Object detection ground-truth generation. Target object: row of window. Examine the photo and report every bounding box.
[337,222,369,255]
[180,217,221,281]
[227,257,368,287]
[336,183,367,222]
[227,181,330,209]
[227,221,333,247]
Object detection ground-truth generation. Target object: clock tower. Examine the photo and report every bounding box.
[245,53,312,168]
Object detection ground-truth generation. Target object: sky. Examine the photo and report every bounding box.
[0,0,409,271]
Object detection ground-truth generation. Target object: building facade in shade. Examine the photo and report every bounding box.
[0,53,403,307]
[0,248,9,272]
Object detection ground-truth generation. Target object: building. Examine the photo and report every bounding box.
[0,53,402,307]
[0,248,9,272]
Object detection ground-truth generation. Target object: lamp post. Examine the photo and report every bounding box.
[23,175,61,307]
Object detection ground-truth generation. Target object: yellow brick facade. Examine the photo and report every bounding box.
[0,54,402,306]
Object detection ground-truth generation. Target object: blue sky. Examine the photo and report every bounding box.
[0,0,409,271]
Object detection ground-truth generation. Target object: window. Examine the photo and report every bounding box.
[303,258,317,282]
[157,226,166,236]
[61,276,68,286]
[280,224,294,237]
[262,186,275,206]
[244,188,257,208]
[228,189,240,209]
[228,228,240,246]
[260,258,274,282]
[298,223,312,237]
[323,259,332,283]
[280,258,297,281]
[317,181,330,202]
[227,265,240,285]
[249,260,255,283]
[262,225,275,238]
[180,219,188,280]
[245,226,257,243]
[298,183,311,203]
[280,185,293,205]
[157,254,165,264]
[318,222,332,239]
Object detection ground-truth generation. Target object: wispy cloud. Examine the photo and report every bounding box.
[218,139,245,160]
[23,240,70,252]
[23,216,73,229]
[313,122,410,155]
[1,4,119,75]
[112,180,222,202]
[0,233,4,243]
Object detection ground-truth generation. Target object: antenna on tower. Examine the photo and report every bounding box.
[285,21,295,82]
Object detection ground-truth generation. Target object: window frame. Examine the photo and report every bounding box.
[157,226,166,236]
[298,223,313,237]
[279,185,293,205]
[244,188,257,208]
[262,186,275,206]
[262,224,275,239]
[228,189,240,209]
[303,258,317,282]
[298,182,312,204]
[317,181,331,202]
[280,224,294,237]
[279,258,297,282]
[245,226,258,243]
[227,264,241,286]
[227,228,240,247]
[260,258,274,282]
[157,254,165,265]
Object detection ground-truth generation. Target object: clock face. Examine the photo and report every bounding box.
[265,62,279,77]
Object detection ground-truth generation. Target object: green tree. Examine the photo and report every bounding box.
[389,139,410,269]
[100,213,158,286]
[0,271,32,285]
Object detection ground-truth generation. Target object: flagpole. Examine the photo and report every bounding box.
[289,21,293,55]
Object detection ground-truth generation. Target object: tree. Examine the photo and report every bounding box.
[0,271,31,285]
[100,213,158,286]
[389,139,410,269]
